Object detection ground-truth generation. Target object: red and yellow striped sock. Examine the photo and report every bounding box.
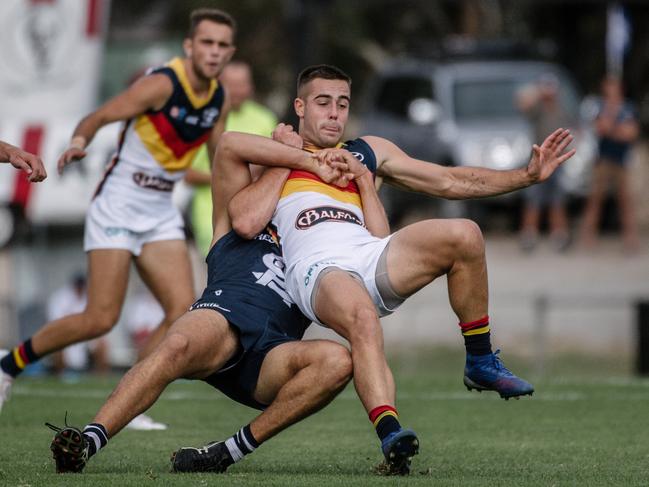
[369,405,401,442]
[459,315,492,355]
[0,339,40,377]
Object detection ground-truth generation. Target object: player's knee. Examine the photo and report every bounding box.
[346,306,382,345]
[448,219,485,258]
[83,309,120,337]
[322,344,353,388]
[313,341,353,391]
[159,332,191,368]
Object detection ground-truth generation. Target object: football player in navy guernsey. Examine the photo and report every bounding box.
[219,64,575,474]
[46,126,360,474]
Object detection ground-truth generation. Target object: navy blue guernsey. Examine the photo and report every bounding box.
[192,229,310,351]
[342,137,378,175]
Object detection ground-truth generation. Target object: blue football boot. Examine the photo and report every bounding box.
[464,349,534,400]
[381,428,419,475]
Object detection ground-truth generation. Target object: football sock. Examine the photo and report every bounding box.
[224,424,260,463]
[459,315,492,356]
[369,405,401,442]
[0,338,41,377]
[83,423,109,458]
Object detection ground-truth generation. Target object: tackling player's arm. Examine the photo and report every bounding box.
[364,128,575,200]
[227,123,304,238]
[0,140,47,182]
[213,131,347,241]
[57,74,174,174]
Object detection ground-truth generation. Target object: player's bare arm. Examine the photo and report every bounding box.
[365,128,575,200]
[0,140,47,182]
[227,123,307,238]
[57,74,174,174]
[213,131,347,241]
[229,168,292,239]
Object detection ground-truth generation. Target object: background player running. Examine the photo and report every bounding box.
[0,9,235,428]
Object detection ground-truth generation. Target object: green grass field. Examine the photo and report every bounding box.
[1,347,648,486]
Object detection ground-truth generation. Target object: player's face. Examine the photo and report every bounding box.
[185,20,235,81]
[295,78,350,148]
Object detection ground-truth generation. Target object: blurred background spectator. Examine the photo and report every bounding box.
[516,73,576,252]
[47,274,109,377]
[186,60,278,257]
[579,76,640,251]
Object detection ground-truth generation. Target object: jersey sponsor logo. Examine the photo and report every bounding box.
[253,253,293,307]
[132,172,174,192]
[295,206,363,229]
[350,151,364,162]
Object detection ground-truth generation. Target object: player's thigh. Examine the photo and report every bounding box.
[85,249,132,316]
[253,339,343,405]
[313,269,378,338]
[135,239,195,314]
[385,218,482,297]
[165,309,239,378]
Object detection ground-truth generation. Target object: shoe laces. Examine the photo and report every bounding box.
[45,411,72,433]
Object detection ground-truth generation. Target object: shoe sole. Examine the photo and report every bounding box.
[464,376,534,400]
[385,433,420,475]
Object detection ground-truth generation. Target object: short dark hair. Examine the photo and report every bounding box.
[187,8,237,40]
[297,64,351,95]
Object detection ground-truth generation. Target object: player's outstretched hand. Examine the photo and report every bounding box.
[5,144,47,182]
[272,123,303,149]
[527,128,576,183]
[57,147,87,175]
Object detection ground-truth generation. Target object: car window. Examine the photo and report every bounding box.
[454,79,519,120]
[375,76,434,118]
[453,74,580,121]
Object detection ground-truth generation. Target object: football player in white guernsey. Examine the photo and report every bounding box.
[218,64,576,472]
[0,9,235,429]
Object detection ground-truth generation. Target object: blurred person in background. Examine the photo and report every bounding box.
[124,288,165,360]
[0,140,47,182]
[516,73,576,252]
[579,76,640,251]
[0,9,236,428]
[186,60,278,257]
[48,274,109,378]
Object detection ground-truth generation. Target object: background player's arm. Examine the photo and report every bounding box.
[365,129,574,200]
[0,140,47,182]
[57,74,174,174]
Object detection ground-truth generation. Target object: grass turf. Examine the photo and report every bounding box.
[1,347,648,486]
